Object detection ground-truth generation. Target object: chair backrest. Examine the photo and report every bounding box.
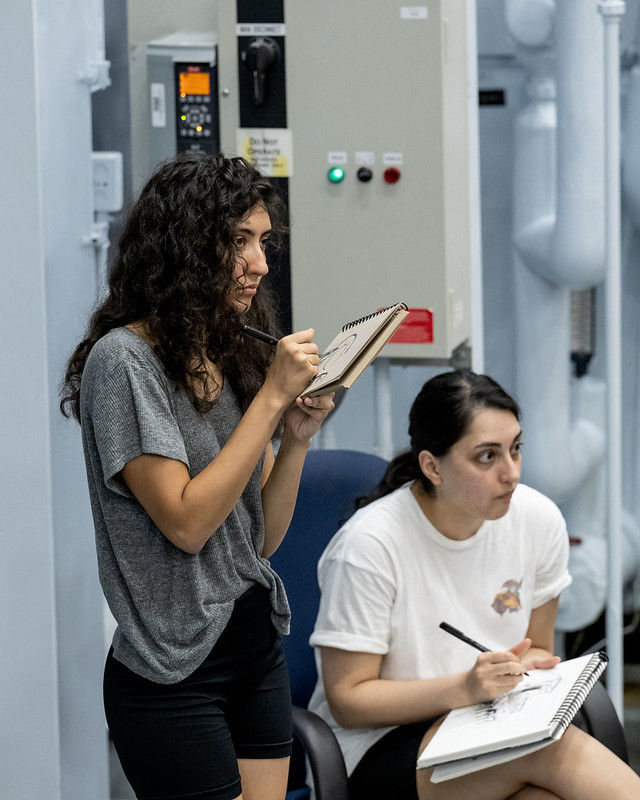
[270,448,387,708]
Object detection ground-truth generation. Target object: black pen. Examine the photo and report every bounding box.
[439,621,529,675]
[242,324,279,347]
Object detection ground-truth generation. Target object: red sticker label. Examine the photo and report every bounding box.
[390,308,434,344]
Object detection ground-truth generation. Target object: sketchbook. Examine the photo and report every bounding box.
[417,651,608,783]
[300,303,409,398]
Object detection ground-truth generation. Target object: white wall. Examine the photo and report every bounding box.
[0,1,110,798]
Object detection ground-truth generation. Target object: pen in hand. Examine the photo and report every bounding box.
[242,324,279,347]
[439,621,529,676]
[439,621,490,652]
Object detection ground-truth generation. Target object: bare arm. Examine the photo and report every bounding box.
[520,596,562,670]
[320,644,531,731]
[121,330,328,553]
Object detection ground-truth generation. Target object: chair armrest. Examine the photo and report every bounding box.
[292,705,350,800]
[573,681,629,764]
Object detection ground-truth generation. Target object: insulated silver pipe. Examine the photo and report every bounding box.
[373,358,394,461]
[598,0,626,720]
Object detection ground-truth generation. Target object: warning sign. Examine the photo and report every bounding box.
[237,129,293,178]
[389,308,434,344]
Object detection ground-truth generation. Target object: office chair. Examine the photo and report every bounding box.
[272,449,629,799]
[573,678,629,762]
[271,448,387,799]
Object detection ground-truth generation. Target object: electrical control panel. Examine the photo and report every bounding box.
[216,1,477,360]
[147,31,219,173]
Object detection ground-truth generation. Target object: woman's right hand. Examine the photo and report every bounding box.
[262,328,319,405]
[463,638,531,703]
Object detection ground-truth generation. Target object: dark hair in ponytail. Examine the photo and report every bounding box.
[357,369,520,508]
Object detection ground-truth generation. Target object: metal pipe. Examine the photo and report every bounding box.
[373,358,394,460]
[466,0,485,374]
[598,0,626,720]
[508,0,607,289]
[508,3,606,504]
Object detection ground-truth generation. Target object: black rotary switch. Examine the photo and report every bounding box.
[242,37,280,105]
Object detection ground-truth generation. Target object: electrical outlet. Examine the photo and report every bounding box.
[91,151,123,213]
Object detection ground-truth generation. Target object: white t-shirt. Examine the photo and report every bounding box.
[308,482,572,775]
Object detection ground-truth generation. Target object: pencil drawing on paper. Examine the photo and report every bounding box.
[314,333,358,381]
[474,675,563,725]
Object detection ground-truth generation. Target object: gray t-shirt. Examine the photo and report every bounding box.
[80,327,290,683]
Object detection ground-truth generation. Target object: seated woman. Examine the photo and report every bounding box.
[308,369,640,799]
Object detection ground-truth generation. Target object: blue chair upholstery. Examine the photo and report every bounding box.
[271,448,387,800]
[271,448,388,711]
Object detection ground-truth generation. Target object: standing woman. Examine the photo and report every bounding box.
[308,369,640,800]
[60,152,333,800]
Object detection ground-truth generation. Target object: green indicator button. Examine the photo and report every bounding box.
[327,166,345,183]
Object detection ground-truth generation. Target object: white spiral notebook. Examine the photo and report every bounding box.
[417,651,608,783]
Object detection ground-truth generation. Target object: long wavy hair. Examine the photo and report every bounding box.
[60,152,287,421]
[357,369,521,507]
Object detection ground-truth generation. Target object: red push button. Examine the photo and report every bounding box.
[383,167,401,184]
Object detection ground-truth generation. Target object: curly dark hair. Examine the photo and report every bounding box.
[60,151,287,421]
[357,369,521,507]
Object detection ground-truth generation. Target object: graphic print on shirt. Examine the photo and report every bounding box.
[491,578,523,615]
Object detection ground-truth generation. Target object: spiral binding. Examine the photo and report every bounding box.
[548,651,608,737]
[341,302,408,331]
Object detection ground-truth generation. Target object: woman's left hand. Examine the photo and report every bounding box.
[284,393,335,441]
[510,637,561,673]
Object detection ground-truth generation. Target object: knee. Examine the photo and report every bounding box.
[530,724,601,772]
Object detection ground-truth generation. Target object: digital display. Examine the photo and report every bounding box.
[179,70,210,96]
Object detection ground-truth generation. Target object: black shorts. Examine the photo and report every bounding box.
[348,719,439,800]
[104,584,293,800]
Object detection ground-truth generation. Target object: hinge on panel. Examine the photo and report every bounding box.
[78,59,111,92]
[83,220,110,250]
